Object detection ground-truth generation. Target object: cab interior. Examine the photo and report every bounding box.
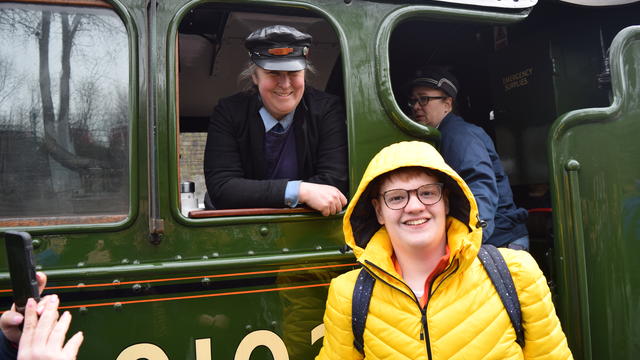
[176,4,343,214]
[388,0,640,276]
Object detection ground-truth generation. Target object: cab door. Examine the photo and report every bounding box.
[549,25,640,360]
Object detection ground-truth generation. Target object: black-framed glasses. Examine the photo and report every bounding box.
[408,95,447,107]
[380,183,444,210]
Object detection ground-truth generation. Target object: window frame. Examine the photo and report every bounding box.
[167,1,349,225]
[0,0,139,232]
[375,5,528,142]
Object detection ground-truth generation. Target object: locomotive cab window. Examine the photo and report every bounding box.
[388,10,613,272]
[389,18,562,270]
[176,4,345,218]
[0,1,131,227]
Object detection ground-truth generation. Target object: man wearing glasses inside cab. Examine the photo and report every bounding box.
[407,67,529,250]
[204,25,348,216]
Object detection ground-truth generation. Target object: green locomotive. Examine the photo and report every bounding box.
[1,0,638,358]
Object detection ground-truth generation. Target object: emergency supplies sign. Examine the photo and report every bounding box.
[502,67,534,92]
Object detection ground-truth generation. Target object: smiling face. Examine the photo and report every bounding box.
[372,169,449,258]
[410,86,452,128]
[252,67,305,120]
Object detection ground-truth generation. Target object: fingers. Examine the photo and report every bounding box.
[0,308,23,330]
[320,197,342,216]
[62,331,84,359]
[321,207,331,217]
[32,295,59,346]
[18,298,38,350]
[36,272,47,295]
[338,192,347,207]
[319,192,344,216]
[299,182,347,216]
[323,188,347,216]
[47,311,72,349]
[0,305,25,344]
[16,294,84,360]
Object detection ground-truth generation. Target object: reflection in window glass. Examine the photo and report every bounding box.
[0,3,129,221]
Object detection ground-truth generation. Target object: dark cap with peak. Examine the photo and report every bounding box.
[408,66,459,98]
[245,25,312,71]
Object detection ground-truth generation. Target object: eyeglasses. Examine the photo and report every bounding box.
[380,183,444,210]
[408,96,447,107]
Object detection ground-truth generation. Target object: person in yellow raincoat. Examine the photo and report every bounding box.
[316,141,572,359]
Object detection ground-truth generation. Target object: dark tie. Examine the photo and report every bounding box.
[270,122,285,134]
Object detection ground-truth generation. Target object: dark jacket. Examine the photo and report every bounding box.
[439,113,528,247]
[204,87,348,209]
[0,332,17,359]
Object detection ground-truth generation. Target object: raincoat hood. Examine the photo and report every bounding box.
[343,141,483,269]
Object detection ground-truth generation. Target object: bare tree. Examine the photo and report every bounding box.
[56,13,82,146]
[24,10,110,170]
[74,76,99,129]
[0,55,21,108]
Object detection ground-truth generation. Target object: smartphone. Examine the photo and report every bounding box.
[3,231,40,313]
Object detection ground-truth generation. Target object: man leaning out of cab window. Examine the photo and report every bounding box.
[203,25,348,216]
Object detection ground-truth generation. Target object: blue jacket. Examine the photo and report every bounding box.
[0,332,17,359]
[438,113,528,247]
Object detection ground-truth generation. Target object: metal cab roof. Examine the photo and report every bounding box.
[429,0,537,9]
[558,0,640,5]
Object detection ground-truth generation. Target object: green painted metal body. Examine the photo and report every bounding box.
[0,0,639,358]
[549,25,640,359]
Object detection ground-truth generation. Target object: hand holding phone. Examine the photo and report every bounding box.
[3,231,40,313]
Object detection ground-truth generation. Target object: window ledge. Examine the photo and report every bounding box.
[189,207,315,218]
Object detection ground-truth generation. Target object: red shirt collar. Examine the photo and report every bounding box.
[393,245,451,308]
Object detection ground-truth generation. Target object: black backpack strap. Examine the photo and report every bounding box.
[352,268,376,354]
[477,244,525,347]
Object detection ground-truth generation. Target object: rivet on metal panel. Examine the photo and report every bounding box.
[175,255,183,261]
[114,302,123,311]
[31,239,41,249]
[77,262,85,268]
[247,250,255,256]
[79,307,88,314]
[121,258,130,265]
[565,159,581,171]
[132,283,142,293]
[315,245,323,251]
[202,255,209,260]
[245,324,253,332]
[260,226,269,236]
[77,283,85,288]
[212,252,220,258]
[202,277,211,286]
[282,248,289,253]
[112,279,121,286]
[132,259,140,265]
[271,320,278,329]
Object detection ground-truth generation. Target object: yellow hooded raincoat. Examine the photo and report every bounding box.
[316,141,572,360]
